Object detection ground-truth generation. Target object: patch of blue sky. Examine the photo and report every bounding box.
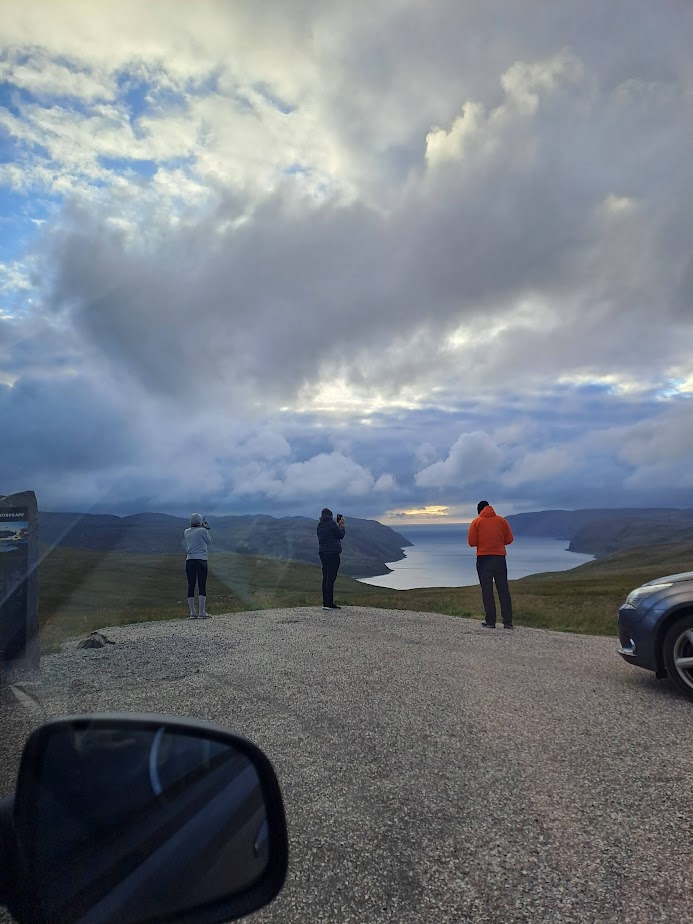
[116,74,151,121]
[145,86,188,112]
[99,155,158,179]
[284,164,309,177]
[162,154,196,171]
[1,72,106,121]
[658,379,692,398]
[0,130,21,167]
[574,381,615,395]
[253,82,295,115]
[117,72,192,125]
[0,199,43,258]
[0,81,29,118]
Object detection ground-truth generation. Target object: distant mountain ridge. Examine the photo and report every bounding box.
[506,508,693,557]
[37,507,693,574]
[38,511,412,578]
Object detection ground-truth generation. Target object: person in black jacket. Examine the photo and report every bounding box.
[317,508,345,609]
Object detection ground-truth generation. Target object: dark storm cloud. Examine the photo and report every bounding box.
[0,375,137,486]
[38,42,692,410]
[3,1,692,514]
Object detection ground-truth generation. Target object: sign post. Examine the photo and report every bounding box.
[0,491,39,686]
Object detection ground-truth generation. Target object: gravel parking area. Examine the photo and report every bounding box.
[1,606,691,923]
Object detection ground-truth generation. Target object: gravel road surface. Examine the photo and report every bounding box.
[1,606,691,923]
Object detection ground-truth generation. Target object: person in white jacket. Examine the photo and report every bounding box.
[183,513,211,618]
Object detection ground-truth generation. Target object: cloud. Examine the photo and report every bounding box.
[1,2,692,516]
[425,49,584,166]
[415,432,503,489]
[502,447,576,488]
[385,505,451,520]
[230,450,393,503]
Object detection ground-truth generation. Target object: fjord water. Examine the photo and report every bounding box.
[357,523,594,590]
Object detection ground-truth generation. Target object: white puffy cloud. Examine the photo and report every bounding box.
[415,432,502,488]
[229,451,394,503]
[274,452,383,499]
[425,49,583,167]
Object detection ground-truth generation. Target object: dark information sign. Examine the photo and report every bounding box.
[0,491,39,673]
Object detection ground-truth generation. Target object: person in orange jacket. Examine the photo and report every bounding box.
[467,500,514,629]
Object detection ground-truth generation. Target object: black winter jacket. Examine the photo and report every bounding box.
[317,516,345,553]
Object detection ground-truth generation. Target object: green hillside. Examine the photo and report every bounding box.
[37,541,693,652]
[38,511,411,577]
[505,507,693,556]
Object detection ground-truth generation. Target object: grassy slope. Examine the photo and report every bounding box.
[37,541,693,651]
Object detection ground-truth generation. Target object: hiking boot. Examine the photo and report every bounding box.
[503,623,514,630]
[481,622,496,628]
[323,604,341,610]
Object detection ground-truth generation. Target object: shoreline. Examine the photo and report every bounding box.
[355,533,595,590]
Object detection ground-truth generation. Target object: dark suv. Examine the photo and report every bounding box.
[618,570,693,699]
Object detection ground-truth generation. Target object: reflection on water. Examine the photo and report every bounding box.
[357,529,594,590]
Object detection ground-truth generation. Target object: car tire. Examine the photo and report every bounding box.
[662,612,693,700]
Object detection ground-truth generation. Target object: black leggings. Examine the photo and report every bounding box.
[186,559,208,597]
[319,551,341,606]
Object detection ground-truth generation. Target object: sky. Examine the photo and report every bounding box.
[1,0,692,524]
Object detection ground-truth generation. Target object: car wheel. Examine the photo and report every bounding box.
[662,613,693,700]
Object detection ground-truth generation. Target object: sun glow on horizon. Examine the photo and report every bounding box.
[383,505,452,522]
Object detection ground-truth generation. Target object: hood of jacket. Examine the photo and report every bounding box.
[479,505,497,518]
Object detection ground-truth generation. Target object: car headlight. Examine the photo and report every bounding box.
[625,583,673,606]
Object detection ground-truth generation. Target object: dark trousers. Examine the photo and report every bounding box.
[476,555,513,626]
[319,552,341,606]
[186,559,208,597]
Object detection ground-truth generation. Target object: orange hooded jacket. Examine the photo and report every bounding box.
[467,505,514,556]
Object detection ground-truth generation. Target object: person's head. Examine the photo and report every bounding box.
[321,507,333,519]
[477,500,490,514]
[190,513,203,527]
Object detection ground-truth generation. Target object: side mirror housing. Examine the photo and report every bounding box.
[8,714,288,924]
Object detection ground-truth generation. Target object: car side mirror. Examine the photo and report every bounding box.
[9,714,288,924]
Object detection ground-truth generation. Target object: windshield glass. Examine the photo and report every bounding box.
[1,3,692,923]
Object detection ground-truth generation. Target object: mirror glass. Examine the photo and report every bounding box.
[23,722,270,924]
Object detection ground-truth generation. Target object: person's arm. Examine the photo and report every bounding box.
[467,520,478,548]
[503,520,514,545]
[333,520,345,539]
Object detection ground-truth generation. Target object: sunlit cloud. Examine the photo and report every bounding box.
[386,505,451,520]
[0,1,692,516]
